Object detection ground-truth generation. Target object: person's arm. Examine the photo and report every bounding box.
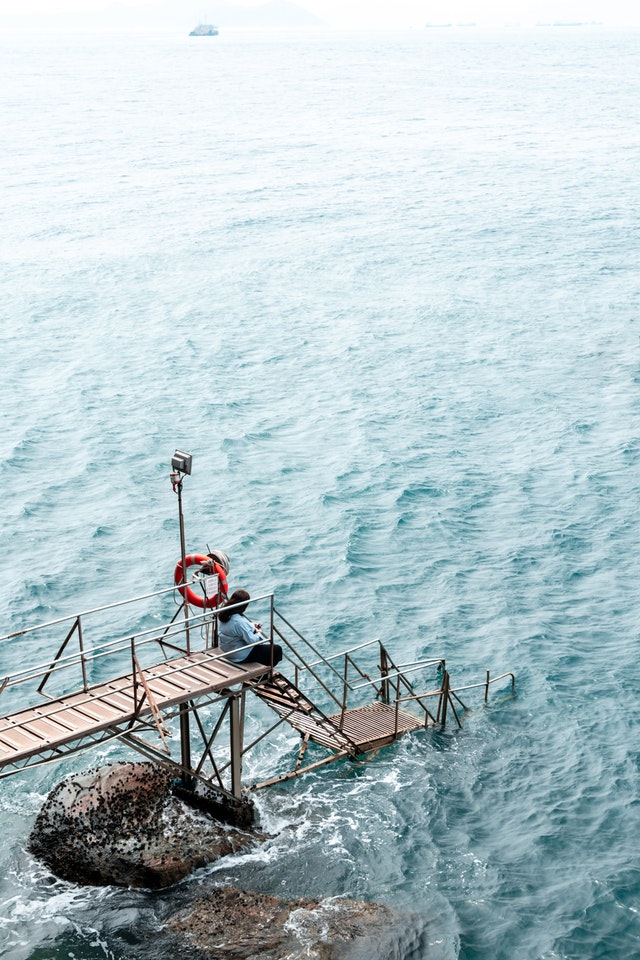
[237,616,261,648]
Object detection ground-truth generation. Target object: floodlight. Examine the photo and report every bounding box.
[171,450,193,475]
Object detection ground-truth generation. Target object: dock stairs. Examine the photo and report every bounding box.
[252,672,425,757]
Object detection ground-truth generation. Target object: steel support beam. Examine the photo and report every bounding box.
[229,692,244,799]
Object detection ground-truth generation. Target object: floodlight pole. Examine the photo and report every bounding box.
[171,451,193,785]
[176,477,190,655]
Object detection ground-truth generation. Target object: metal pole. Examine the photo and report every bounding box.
[176,474,192,782]
[77,616,88,692]
[380,646,389,704]
[230,693,243,799]
[440,671,449,727]
[177,478,190,654]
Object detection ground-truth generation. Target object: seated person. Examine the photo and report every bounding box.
[217,589,283,667]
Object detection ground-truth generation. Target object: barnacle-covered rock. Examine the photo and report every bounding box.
[161,887,427,960]
[29,762,260,888]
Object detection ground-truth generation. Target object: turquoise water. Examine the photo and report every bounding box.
[1,25,640,959]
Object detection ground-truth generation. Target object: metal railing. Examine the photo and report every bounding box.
[0,579,220,703]
[1,583,515,722]
[272,611,448,734]
[272,610,516,735]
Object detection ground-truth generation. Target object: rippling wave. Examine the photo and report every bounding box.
[1,24,640,960]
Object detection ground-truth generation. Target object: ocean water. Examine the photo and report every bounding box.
[1,23,640,960]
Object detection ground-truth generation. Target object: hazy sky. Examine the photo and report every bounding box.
[0,0,637,28]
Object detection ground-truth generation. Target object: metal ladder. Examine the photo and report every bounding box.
[252,673,360,754]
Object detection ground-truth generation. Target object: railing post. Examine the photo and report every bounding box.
[270,595,274,651]
[485,669,490,703]
[380,646,389,704]
[131,637,137,711]
[339,656,349,730]
[38,618,82,696]
[440,670,449,727]
[179,704,192,786]
[77,616,88,692]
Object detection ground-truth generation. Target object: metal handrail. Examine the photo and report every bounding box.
[0,591,275,699]
[451,671,516,702]
[273,609,349,686]
[269,618,443,728]
[2,581,212,691]
[350,660,444,692]
[0,579,197,645]
[309,638,381,665]
[10,590,269,672]
[274,626,425,718]
[10,613,204,690]
[394,658,446,671]
[1,582,515,756]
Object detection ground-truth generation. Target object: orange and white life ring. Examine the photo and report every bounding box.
[174,553,228,609]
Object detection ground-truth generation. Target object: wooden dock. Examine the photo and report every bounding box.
[0,584,512,794]
[0,649,267,771]
[0,649,427,774]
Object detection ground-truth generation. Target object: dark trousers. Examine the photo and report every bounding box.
[247,643,283,666]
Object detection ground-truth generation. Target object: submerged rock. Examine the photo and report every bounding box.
[163,887,427,960]
[29,762,261,888]
[29,764,429,958]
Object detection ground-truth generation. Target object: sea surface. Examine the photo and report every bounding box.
[1,23,640,960]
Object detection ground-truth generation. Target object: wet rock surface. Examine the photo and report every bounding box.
[161,886,427,960]
[30,763,429,958]
[29,762,261,888]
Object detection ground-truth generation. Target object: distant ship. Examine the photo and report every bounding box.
[189,23,219,36]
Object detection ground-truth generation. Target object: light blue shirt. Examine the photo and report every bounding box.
[218,614,263,663]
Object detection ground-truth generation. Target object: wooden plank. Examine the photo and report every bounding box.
[181,651,235,680]
[0,719,44,744]
[0,728,50,754]
[198,654,271,684]
[20,715,75,741]
[184,667,225,688]
[142,666,199,695]
[328,704,423,746]
[63,692,129,723]
[16,706,88,734]
[0,715,46,741]
[256,690,313,712]
[100,686,136,711]
[140,675,192,702]
[176,663,228,686]
[158,668,209,694]
[141,669,194,694]
[21,703,88,733]
[280,712,354,750]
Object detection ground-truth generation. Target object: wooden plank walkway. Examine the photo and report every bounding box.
[253,674,426,755]
[328,702,424,749]
[0,649,267,770]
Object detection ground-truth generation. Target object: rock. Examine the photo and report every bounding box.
[29,762,262,888]
[162,887,426,960]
